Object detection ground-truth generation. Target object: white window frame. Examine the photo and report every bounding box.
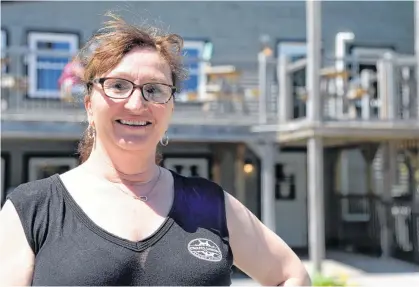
[163,157,209,179]
[341,195,370,222]
[277,41,307,59]
[28,157,78,181]
[181,41,208,102]
[28,32,79,99]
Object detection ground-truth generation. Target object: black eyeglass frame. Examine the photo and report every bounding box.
[88,77,177,104]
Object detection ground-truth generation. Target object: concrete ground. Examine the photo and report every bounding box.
[231,251,419,286]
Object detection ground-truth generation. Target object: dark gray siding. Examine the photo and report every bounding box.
[2,1,414,61]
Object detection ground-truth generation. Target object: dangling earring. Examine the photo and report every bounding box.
[88,124,96,139]
[160,131,169,146]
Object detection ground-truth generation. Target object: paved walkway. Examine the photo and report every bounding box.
[231,251,419,286]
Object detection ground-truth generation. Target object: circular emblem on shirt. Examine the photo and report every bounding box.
[187,238,222,262]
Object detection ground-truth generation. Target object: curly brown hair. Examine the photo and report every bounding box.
[75,12,187,164]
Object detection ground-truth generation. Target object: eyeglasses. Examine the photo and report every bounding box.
[89,77,176,104]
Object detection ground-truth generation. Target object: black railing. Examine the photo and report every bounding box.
[333,194,382,255]
[390,201,419,264]
[334,194,419,265]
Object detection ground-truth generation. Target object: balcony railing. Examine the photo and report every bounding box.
[2,47,419,127]
[278,52,419,123]
[1,47,278,126]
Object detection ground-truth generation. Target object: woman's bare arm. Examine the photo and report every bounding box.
[225,192,310,286]
[0,200,35,286]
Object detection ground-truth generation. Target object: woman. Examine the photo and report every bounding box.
[0,14,310,286]
[58,59,85,102]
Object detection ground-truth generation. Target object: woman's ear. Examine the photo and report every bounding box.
[84,97,93,124]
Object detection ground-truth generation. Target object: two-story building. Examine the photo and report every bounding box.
[1,1,418,265]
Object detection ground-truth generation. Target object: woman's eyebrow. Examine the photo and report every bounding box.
[106,73,166,83]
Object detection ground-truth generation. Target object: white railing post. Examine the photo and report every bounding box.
[385,53,397,120]
[258,51,268,124]
[377,59,387,120]
[278,55,291,123]
[360,69,374,120]
[377,53,397,120]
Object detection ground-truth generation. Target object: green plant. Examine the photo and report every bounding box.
[311,272,353,286]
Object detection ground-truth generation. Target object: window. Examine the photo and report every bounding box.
[275,164,296,200]
[28,32,79,99]
[179,41,210,102]
[28,157,78,181]
[277,41,307,118]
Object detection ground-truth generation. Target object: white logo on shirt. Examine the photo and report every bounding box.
[187,238,222,262]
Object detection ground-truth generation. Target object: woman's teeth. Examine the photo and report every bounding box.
[117,120,150,126]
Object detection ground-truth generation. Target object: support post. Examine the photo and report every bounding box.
[211,144,222,185]
[235,143,247,205]
[380,142,396,258]
[306,0,322,122]
[307,136,325,274]
[306,0,325,274]
[261,141,276,232]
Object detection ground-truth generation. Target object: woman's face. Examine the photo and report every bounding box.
[86,47,174,153]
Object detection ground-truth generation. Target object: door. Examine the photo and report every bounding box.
[274,152,307,248]
[338,149,370,222]
[347,45,395,119]
[277,41,307,119]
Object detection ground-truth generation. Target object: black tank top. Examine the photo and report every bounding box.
[6,171,233,286]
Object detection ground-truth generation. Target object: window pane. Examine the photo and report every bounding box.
[183,48,199,70]
[182,74,198,92]
[37,56,69,64]
[37,68,62,90]
[36,41,70,51]
[32,37,75,94]
[36,56,69,91]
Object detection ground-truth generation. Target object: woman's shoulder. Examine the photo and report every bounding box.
[5,175,61,254]
[169,169,223,191]
[6,175,60,209]
[168,169,226,203]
